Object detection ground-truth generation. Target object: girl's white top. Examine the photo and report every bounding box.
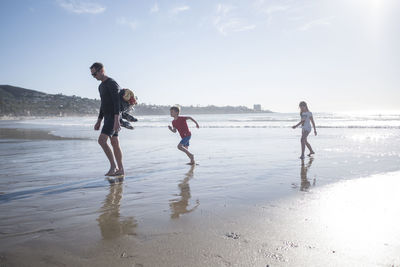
[301,111,313,131]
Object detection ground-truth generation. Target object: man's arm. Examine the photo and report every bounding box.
[187,117,199,128]
[95,106,104,131]
[98,102,104,120]
[108,80,121,132]
[109,80,121,116]
[94,117,102,130]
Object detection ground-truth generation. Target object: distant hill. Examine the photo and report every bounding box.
[0,85,272,117]
[0,85,100,117]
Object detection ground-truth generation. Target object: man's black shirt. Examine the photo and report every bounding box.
[98,77,120,119]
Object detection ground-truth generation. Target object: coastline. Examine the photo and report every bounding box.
[0,111,275,121]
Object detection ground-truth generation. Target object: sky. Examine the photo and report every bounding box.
[0,0,399,112]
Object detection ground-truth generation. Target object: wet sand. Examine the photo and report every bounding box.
[1,117,400,266]
[1,172,399,267]
[0,128,86,141]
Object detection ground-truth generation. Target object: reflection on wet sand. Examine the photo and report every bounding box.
[169,165,200,219]
[0,128,87,140]
[300,157,316,191]
[97,183,137,240]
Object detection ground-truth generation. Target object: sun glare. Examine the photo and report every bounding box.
[348,0,393,34]
[316,172,400,258]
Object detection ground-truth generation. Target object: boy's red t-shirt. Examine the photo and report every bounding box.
[172,116,191,138]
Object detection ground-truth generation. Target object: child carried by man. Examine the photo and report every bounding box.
[119,88,138,130]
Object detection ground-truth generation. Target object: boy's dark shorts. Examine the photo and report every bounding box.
[179,135,191,147]
[101,115,118,137]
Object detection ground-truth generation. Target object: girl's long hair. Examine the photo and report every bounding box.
[299,101,309,115]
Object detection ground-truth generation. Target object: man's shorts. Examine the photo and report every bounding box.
[101,115,118,137]
[179,135,191,147]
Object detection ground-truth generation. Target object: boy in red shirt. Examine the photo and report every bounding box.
[168,106,199,165]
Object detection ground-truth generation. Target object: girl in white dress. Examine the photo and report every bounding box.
[292,101,317,159]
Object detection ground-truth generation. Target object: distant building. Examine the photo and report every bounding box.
[253,104,262,111]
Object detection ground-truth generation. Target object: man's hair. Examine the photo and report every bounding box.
[170,106,180,113]
[90,62,103,71]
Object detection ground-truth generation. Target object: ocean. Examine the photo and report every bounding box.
[1,112,400,207]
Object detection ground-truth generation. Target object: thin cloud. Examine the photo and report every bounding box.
[150,3,159,14]
[264,5,291,15]
[217,3,235,16]
[299,16,334,31]
[255,0,323,29]
[116,17,138,31]
[170,5,190,15]
[57,0,106,14]
[214,4,256,35]
[253,0,291,15]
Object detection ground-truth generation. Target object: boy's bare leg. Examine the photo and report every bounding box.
[98,134,117,175]
[111,136,124,175]
[178,144,195,164]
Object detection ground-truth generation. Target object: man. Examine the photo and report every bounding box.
[90,62,124,176]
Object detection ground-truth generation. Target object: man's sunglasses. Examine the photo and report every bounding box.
[91,69,100,77]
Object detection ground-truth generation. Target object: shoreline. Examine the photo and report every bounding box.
[0,115,98,121]
[0,111,275,121]
[0,127,88,140]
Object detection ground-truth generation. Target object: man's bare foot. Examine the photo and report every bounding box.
[111,169,125,176]
[105,168,117,176]
[299,155,305,159]
[308,151,315,157]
